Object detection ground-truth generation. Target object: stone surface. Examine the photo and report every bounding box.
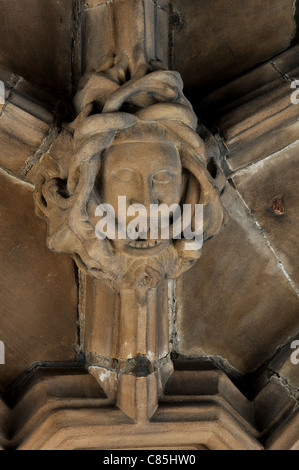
[0,71,57,175]
[233,140,299,290]
[83,0,169,75]
[0,0,296,101]
[0,170,78,392]
[0,0,298,451]
[0,102,52,173]
[176,184,299,374]
[253,377,296,433]
[8,369,106,449]
[272,44,299,78]
[200,49,299,172]
[0,0,74,97]
[268,333,299,390]
[14,369,261,450]
[266,410,299,450]
[171,0,296,92]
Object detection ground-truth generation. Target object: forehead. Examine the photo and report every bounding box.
[103,142,181,172]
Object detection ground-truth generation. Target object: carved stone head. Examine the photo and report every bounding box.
[34,70,227,289]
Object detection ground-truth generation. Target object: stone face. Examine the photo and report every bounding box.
[233,141,299,290]
[176,184,299,374]
[0,170,78,392]
[34,65,226,288]
[171,0,296,92]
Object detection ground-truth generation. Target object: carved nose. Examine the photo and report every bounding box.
[130,186,158,208]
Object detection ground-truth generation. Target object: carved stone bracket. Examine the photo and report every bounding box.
[31,0,227,430]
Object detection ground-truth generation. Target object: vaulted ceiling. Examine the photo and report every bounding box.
[0,0,298,450]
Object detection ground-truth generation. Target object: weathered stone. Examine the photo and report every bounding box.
[266,410,299,450]
[233,140,299,290]
[171,0,296,91]
[253,377,296,433]
[199,45,299,173]
[8,369,106,449]
[83,0,169,75]
[13,369,261,450]
[201,62,283,115]
[272,44,299,79]
[176,184,299,374]
[0,0,297,451]
[268,333,299,390]
[0,170,78,392]
[214,75,298,171]
[83,1,116,73]
[0,101,52,173]
[0,0,73,97]
[34,68,226,288]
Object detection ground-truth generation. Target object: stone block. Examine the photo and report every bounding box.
[176,184,299,374]
[0,170,78,392]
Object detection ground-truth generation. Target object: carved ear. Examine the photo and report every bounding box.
[182,150,228,242]
[33,155,65,219]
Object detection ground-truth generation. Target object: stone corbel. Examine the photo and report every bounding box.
[31,0,227,436]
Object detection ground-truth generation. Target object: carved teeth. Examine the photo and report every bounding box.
[127,240,163,249]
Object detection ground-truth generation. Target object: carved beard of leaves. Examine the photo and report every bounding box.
[34,70,227,290]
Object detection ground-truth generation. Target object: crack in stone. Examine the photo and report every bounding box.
[85,0,115,9]
[149,0,168,11]
[72,0,83,95]
[88,352,171,378]
[19,127,59,178]
[173,354,242,381]
[268,368,299,405]
[168,279,178,353]
[270,59,297,83]
[76,269,86,356]
[253,327,299,381]
[229,139,299,179]
[0,76,22,119]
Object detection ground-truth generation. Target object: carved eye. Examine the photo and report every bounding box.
[152,170,175,184]
[112,168,136,183]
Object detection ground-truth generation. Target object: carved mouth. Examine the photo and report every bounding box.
[127,240,163,249]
